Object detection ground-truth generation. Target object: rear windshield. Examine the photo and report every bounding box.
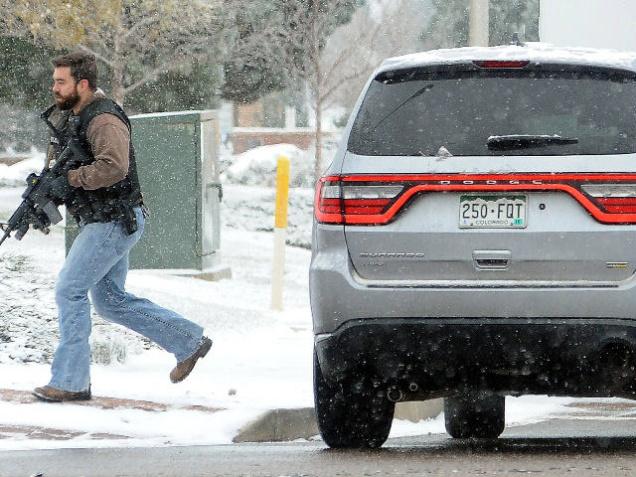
[348,65,636,156]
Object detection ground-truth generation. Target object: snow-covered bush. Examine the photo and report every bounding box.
[221,185,314,249]
[0,153,45,188]
[222,144,314,188]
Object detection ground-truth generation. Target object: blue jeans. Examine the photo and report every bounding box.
[49,206,204,392]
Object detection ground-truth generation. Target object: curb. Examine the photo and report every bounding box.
[233,398,444,443]
[233,408,318,443]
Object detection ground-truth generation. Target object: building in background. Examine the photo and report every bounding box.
[227,91,333,155]
[540,0,636,51]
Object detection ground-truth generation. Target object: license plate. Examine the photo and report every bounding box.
[459,195,527,228]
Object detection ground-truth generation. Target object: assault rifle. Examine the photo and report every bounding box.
[0,119,88,247]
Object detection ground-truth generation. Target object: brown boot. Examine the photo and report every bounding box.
[170,337,213,383]
[32,385,92,402]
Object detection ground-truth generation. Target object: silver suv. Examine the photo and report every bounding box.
[310,44,636,448]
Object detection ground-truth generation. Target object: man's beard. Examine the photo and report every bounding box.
[54,89,80,111]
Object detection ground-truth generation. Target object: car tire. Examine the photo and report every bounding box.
[444,394,505,439]
[314,350,395,448]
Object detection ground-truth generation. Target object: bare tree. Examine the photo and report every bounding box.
[6,0,225,106]
[324,0,430,113]
[274,0,361,180]
[296,0,429,178]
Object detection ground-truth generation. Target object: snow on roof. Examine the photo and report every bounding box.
[379,42,636,74]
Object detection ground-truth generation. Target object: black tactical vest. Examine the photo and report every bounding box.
[42,98,144,231]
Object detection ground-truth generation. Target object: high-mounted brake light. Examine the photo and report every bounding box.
[474,60,529,69]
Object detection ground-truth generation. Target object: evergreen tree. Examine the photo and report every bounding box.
[220,0,288,104]
[276,0,363,80]
[115,57,222,114]
[220,0,363,104]
[0,37,56,109]
[0,37,57,151]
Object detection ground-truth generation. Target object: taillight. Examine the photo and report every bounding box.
[315,174,636,226]
[315,177,343,223]
[581,184,636,214]
[314,176,403,224]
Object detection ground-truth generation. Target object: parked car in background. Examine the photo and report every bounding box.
[311,43,636,448]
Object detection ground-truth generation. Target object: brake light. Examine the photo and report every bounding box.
[594,198,636,214]
[315,177,343,223]
[474,60,529,69]
[580,184,636,213]
[314,177,403,224]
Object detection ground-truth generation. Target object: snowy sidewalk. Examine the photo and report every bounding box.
[0,388,223,412]
[1,181,316,448]
[0,387,224,444]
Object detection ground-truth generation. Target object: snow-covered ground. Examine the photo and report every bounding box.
[0,146,612,451]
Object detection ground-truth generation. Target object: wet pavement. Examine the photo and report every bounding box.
[4,412,636,477]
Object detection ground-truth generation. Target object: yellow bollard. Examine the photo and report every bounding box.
[271,155,290,311]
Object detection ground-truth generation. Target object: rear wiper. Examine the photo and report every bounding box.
[366,83,434,133]
[487,134,579,151]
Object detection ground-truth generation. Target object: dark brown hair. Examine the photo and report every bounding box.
[52,51,98,90]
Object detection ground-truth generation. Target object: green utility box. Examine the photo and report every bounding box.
[65,110,223,271]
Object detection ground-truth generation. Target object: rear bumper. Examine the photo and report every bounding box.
[315,317,636,399]
[309,229,636,335]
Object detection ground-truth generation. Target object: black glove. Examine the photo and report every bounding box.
[46,174,73,202]
[30,208,52,231]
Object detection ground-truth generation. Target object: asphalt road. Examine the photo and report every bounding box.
[4,418,636,477]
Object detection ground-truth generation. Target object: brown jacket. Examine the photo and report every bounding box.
[47,92,131,191]
[67,112,130,190]
[69,92,130,190]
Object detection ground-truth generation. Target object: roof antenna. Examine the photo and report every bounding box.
[511,32,524,47]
